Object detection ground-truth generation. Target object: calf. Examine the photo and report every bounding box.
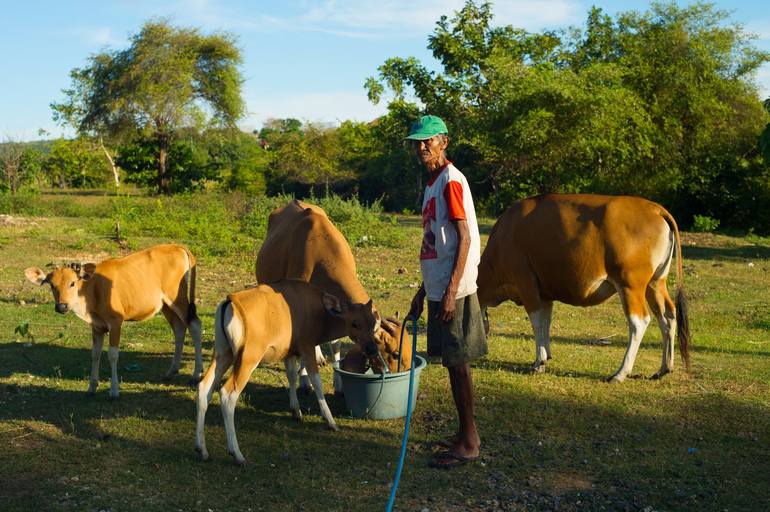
[195,279,382,465]
[341,315,412,374]
[25,244,203,398]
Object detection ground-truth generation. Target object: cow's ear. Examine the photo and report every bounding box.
[322,293,345,318]
[25,267,48,286]
[81,263,96,280]
[394,310,400,320]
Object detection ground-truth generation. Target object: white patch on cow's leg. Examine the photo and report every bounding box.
[88,328,104,394]
[610,314,651,383]
[165,318,186,379]
[541,302,554,360]
[309,371,338,431]
[528,306,551,372]
[195,346,233,460]
[299,366,311,393]
[219,388,245,464]
[285,356,302,421]
[651,310,676,379]
[330,339,343,394]
[108,346,120,399]
[189,317,203,382]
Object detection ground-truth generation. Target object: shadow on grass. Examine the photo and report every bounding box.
[682,244,770,261]
[2,370,769,511]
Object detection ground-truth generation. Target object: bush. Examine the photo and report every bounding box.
[692,214,720,233]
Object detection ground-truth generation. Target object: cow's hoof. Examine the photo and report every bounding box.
[606,375,624,384]
[291,409,303,422]
[651,369,670,380]
[531,364,546,374]
[327,423,340,432]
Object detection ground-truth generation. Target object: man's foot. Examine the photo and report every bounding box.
[428,450,478,469]
[432,434,459,450]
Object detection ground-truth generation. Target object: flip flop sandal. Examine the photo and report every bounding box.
[428,450,477,469]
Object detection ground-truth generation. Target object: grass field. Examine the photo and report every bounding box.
[1,191,769,511]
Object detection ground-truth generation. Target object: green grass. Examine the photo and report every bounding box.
[1,192,769,511]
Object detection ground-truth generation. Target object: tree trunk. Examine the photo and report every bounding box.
[157,135,170,195]
[99,137,120,188]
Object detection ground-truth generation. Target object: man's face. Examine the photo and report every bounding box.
[412,135,447,168]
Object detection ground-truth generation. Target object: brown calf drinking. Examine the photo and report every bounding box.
[195,279,382,465]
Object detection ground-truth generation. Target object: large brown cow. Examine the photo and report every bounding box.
[25,244,203,398]
[477,193,690,382]
[195,279,380,464]
[255,200,403,391]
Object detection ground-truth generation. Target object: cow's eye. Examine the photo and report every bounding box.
[70,281,75,288]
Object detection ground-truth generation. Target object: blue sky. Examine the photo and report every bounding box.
[1,0,769,141]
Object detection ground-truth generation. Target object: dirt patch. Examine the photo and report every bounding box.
[548,471,594,495]
[0,214,43,227]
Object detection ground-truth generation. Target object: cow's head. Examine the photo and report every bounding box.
[322,294,382,357]
[25,263,96,314]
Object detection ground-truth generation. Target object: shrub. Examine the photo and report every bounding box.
[692,214,720,233]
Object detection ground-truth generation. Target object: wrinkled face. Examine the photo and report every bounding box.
[411,135,448,168]
[343,301,382,358]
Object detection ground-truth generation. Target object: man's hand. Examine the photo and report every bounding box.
[439,286,457,322]
[408,284,426,320]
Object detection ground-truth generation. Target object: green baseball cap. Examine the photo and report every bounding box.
[405,115,448,140]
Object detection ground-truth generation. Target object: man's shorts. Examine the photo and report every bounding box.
[427,292,488,368]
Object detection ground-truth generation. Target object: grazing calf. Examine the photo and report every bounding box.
[195,279,381,465]
[341,315,412,374]
[25,244,203,398]
[477,193,691,382]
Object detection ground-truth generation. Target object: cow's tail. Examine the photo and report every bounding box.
[661,209,691,372]
[184,246,199,324]
[215,298,234,355]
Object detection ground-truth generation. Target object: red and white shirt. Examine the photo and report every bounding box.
[420,162,481,302]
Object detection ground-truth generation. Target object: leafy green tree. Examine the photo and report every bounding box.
[52,19,245,194]
[205,129,268,195]
[366,0,770,228]
[45,138,112,189]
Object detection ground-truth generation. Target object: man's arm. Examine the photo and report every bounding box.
[440,219,470,322]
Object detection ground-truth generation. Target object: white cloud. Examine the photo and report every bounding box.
[756,64,770,99]
[241,90,387,130]
[71,26,127,48]
[168,0,585,39]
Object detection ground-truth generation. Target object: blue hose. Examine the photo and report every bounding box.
[385,315,418,512]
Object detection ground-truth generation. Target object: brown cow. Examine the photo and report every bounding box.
[255,199,398,392]
[195,279,380,464]
[341,315,412,374]
[25,244,203,398]
[477,193,690,382]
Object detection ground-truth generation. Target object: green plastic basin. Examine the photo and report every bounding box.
[334,355,426,420]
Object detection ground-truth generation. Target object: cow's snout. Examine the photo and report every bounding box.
[55,303,69,314]
[364,342,379,357]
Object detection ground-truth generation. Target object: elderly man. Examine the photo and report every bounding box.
[406,115,487,468]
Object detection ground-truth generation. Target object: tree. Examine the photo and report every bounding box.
[366,0,770,226]
[45,138,112,189]
[52,19,245,194]
[0,139,25,194]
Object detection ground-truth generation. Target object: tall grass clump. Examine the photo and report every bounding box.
[109,192,252,257]
[313,193,404,248]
